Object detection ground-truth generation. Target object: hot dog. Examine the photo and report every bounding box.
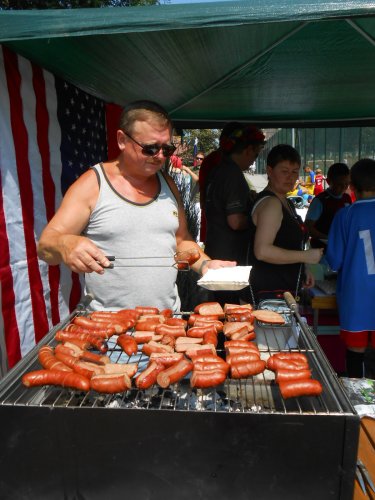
[230,360,266,379]
[185,344,216,358]
[149,352,184,367]
[190,369,227,388]
[54,351,104,379]
[64,324,115,339]
[156,358,193,388]
[163,317,187,328]
[193,319,223,332]
[55,343,109,366]
[63,338,90,350]
[186,324,217,338]
[135,361,165,390]
[38,346,72,372]
[225,346,260,357]
[55,330,108,353]
[194,302,224,317]
[223,322,254,336]
[203,330,218,347]
[160,308,173,318]
[266,357,309,372]
[192,361,230,374]
[154,324,186,337]
[279,379,323,399]
[224,303,253,313]
[135,319,160,332]
[133,331,162,344]
[273,352,308,364]
[175,337,203,346]
[90,373,132,393]
[188,314,220,326]
[226,352,260,365]
[135,306,159,315]
[226,312,254,323]
[73,316,118,334]
[275,369,312,384]
[224,340,259,349]
[160,334,176,348]
[117,334,138,356]
[142,341,174,356]
[103,363,138,377]
[190,354,228,366]
[22,369,90,391]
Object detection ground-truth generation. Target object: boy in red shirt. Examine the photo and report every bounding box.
[314,168,326,196]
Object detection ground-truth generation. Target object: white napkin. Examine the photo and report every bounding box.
[197,266,251,291]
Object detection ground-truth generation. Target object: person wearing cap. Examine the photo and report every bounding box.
[204,124,266,304]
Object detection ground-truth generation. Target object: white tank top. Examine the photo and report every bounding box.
[84,164,181,312]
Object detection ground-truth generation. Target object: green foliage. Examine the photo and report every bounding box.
[181,129,221,164]
[0,0,159,9]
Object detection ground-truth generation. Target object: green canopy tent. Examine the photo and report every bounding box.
[1,0,375,127]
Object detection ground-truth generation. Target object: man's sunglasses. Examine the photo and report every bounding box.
[123,131,176,157]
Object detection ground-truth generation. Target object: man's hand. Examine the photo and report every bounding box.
[60,235,111,274]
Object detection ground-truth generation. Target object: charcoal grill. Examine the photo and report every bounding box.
[0,297,359,500]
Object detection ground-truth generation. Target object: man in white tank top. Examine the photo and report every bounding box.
[38,100,235,311]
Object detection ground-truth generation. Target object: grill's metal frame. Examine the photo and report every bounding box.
[0,300,360,500]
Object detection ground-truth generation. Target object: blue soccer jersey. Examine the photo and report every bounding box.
[326,197,375,331]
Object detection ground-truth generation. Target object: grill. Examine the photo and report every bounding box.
[0,298,359,500]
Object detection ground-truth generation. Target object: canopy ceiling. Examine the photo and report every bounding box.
[1,0,375,127]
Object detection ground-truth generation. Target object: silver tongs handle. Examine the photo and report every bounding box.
[102,255,190,271]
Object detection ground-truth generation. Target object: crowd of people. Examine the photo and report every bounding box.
[37,100,374,379]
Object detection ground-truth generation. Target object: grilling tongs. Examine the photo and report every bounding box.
[103,249,201,272]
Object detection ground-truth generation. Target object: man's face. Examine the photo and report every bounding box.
[119,119,173,177]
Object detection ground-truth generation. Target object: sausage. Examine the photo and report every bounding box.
[275,369,312,384]
[224,303,253,313]
[190,369,227,388]
[149,352,184,367]
[273,352,309,364]
[135,361,165,389]
[135,306,159,315]
[103,363,138,377]
[163,317,187,328]
[193,302,224,317]
[193,319,223,332]
[175,337,203,345]
[223,322,254,336]
[79,351,110,365]
[190,354,228,366]
[188,314,220,326]
[160,335,176,348]
[56,343,109,366]
[154,324,186,337]
[266,357,309,372]
[90,373,132,394]
[156,358,194,388]
[192,362,230,375]
[38,346,72,372]
[160,308,173,319]
[224,340,259,349]
[132,331,162,344]
[142,342,174,356]
[55,330,108,353]
[22,369,90,391]
[225,326,250,340]
[55,351,104,379]
[225,346,260,357]
[186,324,217,338]
[203,330,218,347]
[73,317,117,334]
[134,320,159,332]
[64,324,115,339]
[185,344,216,358]
[175,248,201,268]
[56,342,82,357]
[279,379,323,399]
[63,338,91,350]
[230,360,266,379]
[117,334,138,356]
[85,315,135,331]
[226,352,260,366]
[226,312,254,323]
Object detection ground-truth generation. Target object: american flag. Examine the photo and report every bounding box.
[0,46,109,368]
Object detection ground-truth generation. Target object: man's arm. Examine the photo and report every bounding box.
[37,169,111,274]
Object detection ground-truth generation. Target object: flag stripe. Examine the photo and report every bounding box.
[32,62,61,326]
[3,47,50,343]
[0,174,21,368]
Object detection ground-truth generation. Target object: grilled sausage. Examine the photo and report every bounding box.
[160,308,173,319]
[142,342,174,356]
[194,302,224,317]
[226,312,254,323]
[203,330,218,347]
[22,369,90,391]
[163,317,187,328]
[135,361,165,390]
[266,357,309,372]
[103,363,138,377]
[55,330,108,353]
[230,360,266,379]
[192,361,230,375]
[117,334,138,356]
[73,317,118,334]
[156,358,194,388]
[279,379,323,399]
[186,324,217,338]
[193,319,223,332]
[275,369,312,384]
[154,324,186,337]
[185,344,216,358]
[135,306,159,315]
[188,313,220,326]
[226,352,260,366]
[149,352,184,367]
[54,351,104,379]
[38,346,72,372]
[273,353,309,364]
[64,324,115,339]
[90,373,132,394]
[190,369,227,388]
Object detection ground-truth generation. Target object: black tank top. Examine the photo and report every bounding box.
[248,190,307,299]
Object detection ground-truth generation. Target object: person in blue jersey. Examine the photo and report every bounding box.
[326,159,375,378]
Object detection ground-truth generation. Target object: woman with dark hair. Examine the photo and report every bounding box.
[248,144,323,305]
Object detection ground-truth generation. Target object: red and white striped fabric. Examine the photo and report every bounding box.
[0,46,112,368]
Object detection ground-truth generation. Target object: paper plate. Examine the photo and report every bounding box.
[197,266,251,291]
